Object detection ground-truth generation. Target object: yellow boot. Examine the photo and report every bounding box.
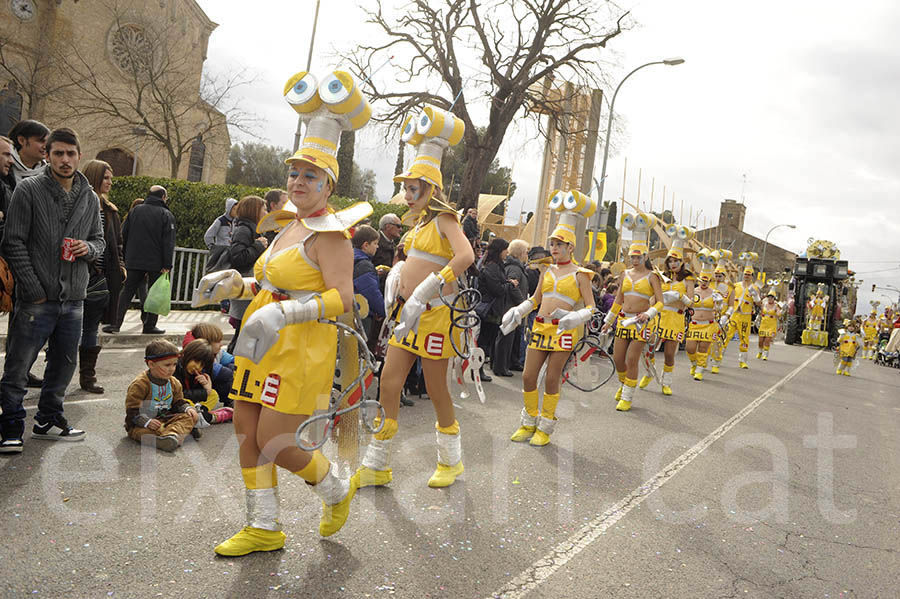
[428,421,464,488]
[661,366,674,396]
[756,351,762,359]
[309,464,358,537]
[356,418,397,487]
[738,351,749,369]
[215,465,286,556]
[616,379,636,412]
[512,390,539,442]
[510,408,537,442]
[638,375,653,389]
[530,393,559,446]
[614,385,623,401]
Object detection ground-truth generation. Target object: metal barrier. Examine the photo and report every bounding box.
[171,246,209,306]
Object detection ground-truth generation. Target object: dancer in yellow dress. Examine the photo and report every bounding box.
[640,223,695,395]
[355,104,474,489]
[836,321,861,376]
[600,212,664,412]
[720,252,760,369]
[500,190,596,446]
[685,250,722,381]
[193,69,373,556]
[709,250,734,374]
[861,308,879,360]
[755,291,782,360]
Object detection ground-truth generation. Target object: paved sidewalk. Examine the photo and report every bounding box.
[0,309,234,348]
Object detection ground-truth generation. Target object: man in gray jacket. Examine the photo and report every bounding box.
[0,128,104,453]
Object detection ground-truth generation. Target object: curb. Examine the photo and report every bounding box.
[0,332,234,350]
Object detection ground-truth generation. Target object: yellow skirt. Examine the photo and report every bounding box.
[614,312,653,342]
[229,290,336,416]
[686,319,719,342]
[864,330,877,342]
[389,303,462,360]
[658,309,686,342]
[758,317,778,338]
[528,318,582,352]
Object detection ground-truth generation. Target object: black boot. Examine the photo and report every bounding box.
[78,346,105,394]
[479,366,492,382]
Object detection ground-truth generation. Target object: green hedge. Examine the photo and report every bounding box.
[109,176,408,249]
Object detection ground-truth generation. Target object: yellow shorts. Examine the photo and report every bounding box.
[758,317,777,338]
[614,313,653,342]
[658,309,686,342]
[229,291,336,416]
[686,319,719,343]
[527,318,581,352]
[389,303,462,360]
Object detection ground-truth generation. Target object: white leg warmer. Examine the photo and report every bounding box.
[435,430,462,466]
[361,438,393,471]
[246,487,281,531]
[310,463,350,507]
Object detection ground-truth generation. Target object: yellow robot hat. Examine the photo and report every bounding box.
[697,248,716,281]
[713,249,732,275]
[547,189,597,246]
[738,251,758,275]
[665,223,695,260]
[393,105,464,190]
[622,211,656,256]
[283,70,372,183]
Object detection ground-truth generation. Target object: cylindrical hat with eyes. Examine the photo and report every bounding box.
[738,251,758,275]
[714,249,732,275]
[696,248,716,281]
[282,69,373,183]
[665,223,695,260]
[393,104,465,191]
[622,211,656,256]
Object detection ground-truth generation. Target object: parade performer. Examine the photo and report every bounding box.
[756,291,782,360]
[500,190,596,445]
[601,212,664,412]
[861,307,879,360]
[685,250,722,381]
[836,320,861,376]
[807,283,829,332]
[638,223,695,395]
[193,69,374,555]
[720,252,760,369]
[709,250,734,374]
[355,104,474,489]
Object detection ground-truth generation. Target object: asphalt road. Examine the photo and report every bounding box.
[1,341,898,598]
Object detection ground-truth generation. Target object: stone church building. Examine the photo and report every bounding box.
[0,0,229,183]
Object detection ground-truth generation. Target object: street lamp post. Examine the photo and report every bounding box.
[761,223,796,275]
[588,57,685,262]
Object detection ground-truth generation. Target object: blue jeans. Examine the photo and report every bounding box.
[0,300,83,431]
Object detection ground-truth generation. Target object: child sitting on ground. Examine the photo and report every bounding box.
[175,339,233,425]
[182,322,235,404]
[124,339,200,452]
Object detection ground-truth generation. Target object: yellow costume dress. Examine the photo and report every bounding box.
[228,229,339,415]
[687,293,720,342]
[528,266,592,352]
[388,214,463,360]
[836,331,860,375]
[615,271,655,341]
[758,304,779,338]
[728,281,759,358]
[862,316,878,359]
[658,275,694,342]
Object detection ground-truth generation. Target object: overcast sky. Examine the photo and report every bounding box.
[197,0,900,315]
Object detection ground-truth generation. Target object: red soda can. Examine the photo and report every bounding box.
[61,237,76,262]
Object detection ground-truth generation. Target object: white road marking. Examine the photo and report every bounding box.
[488,349,823,599]
[0,347,144,359]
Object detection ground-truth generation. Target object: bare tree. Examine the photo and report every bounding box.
[348,0,630,209]
[52,8,255,178]
[0,39,72,119]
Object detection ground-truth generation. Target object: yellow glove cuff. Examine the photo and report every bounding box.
[653,301,664,312]
[438,265,457,285]
[610,302,622,315]
[319,288,346,319]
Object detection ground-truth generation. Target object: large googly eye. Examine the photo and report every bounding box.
[676,226,690,240]
[548,190,565,210]
[400,114,424,145]
[666,223,678,237]
[622,213,635,229]
[635,213,649,229]
[319,72,352,104]
[417,109,434,136]
[284,72,321,113]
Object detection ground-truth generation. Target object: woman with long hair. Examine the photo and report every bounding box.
[225,195,269,352]
[756,291,782,360]
[600,212,664,412]
[356,105,474,490]
[639,224,695,395]
[500,190,596,445]
[193,69,373,555]
[79,159,124,393]
[478,238,519,377]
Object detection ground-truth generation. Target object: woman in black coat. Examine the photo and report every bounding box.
[477,238,520,378]
[494,239,528,374]
[227,196,268,351]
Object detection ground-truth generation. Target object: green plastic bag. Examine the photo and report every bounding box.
[144,273,171,316]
